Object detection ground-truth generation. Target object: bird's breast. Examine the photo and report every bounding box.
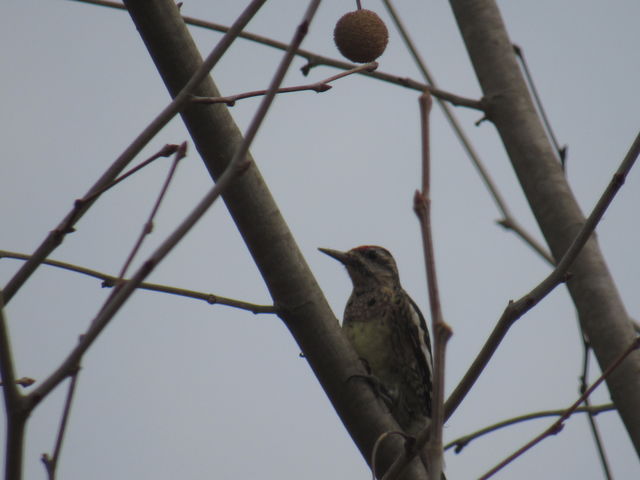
[342,289,397,378]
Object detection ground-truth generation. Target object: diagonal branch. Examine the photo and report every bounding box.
[117,142,188,280]
[382,0,553,265]
[114,1,429,478]
[3,0,266,305]
[22,0,300,410]
[381,127,640,479]
[479,338,640,479]
[578,339,613,479]
[41,368,81,480]
[444,129,640,421]
[449,0,640,454]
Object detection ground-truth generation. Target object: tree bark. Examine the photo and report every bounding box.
[449,0,640,455]
[122,1,427,477]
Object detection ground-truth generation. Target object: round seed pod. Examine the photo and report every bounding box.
[333,9,389,63]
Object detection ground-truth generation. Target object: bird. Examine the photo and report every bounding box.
[319,245,434,437]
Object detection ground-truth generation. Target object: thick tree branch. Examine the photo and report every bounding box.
[121,1,427,478]
[0,300,28,480]
[449,0,640,454]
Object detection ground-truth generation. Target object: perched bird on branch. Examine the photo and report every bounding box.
[319,245,434,436]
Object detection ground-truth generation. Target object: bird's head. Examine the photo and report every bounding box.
[319,245,401,291]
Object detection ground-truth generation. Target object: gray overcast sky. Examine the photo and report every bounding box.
[2,1,639,479]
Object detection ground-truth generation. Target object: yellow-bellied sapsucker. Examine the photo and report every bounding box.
[319,245,433,436]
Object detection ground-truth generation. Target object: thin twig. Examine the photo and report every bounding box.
[382,128,640,480]
[22,0,319,412]
[381,0,553,265]
[412,90,451,480]
[0,250,276,314]
[81,143,180,205]
[578,337,613,479]
[69,0,483,110]
[41,368,81,480]
[192,62,378,105]
[2,1,265,306]
[513,44,567,165]
[444,129,640,421]
[496,218,554,264]
[371,431,408,480]
[117,142,188,280]
[445,403,615,453]
[479,338,640,479]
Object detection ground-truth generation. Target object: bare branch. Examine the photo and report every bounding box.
[117,142,188,280]
[446,403,615,453]
[3,0,265,305]
[22,0,315,414]
[0,298,21,410]
[41,368,81,480]
[384,128,640,478]
[80,143,180,205]
[69,0,482,110]
[192,62,378,106]
[382,0,553,266]
[0,299,28,480]
[445,129,640,421]
[450,0,640,452]
[0,250,276,314]
[479,338,640,479]
[578,340,613,479]
[513,44,566,165]
[412,90,450,480]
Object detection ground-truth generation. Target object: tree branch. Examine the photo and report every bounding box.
[69,0,482,110]
[382,126,640,477]
[449,0,640,453]
[41,369,81,480]
[446,403,615,453]
[479,338,640,479]
[0,298,28,480]
[3,0,264,305]
[413,90,451,480]
[116,1,429,477]
[192,62,378,105]
[0,250,276,314]
[444,128,640,421]
[381,0,553,265]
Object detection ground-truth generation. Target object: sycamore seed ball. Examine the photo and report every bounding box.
[334,9,389,63]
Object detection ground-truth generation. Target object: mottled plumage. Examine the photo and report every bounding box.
[319,245,433,436]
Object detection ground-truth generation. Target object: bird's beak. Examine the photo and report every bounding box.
[318,248,350,265]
